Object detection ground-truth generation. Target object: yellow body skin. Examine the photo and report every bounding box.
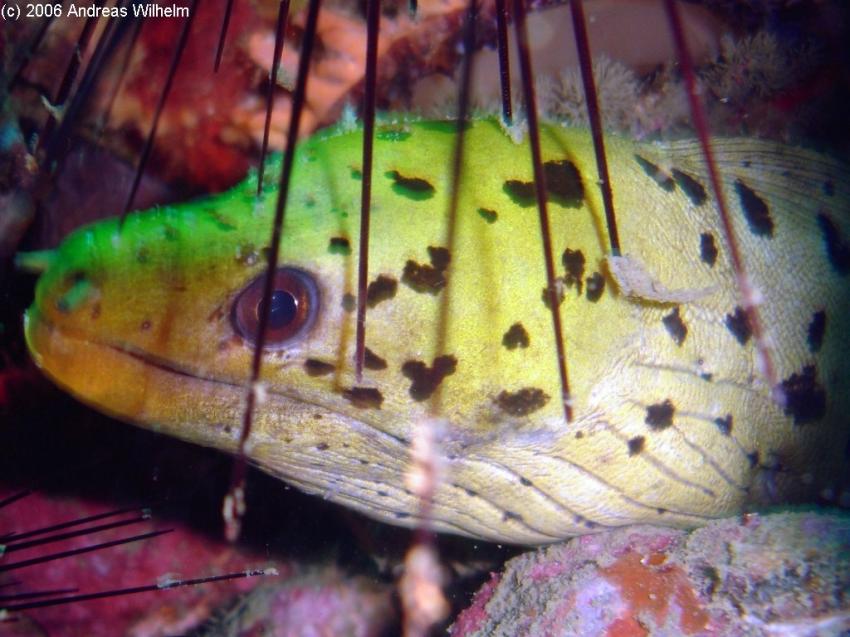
[24,118,850,543]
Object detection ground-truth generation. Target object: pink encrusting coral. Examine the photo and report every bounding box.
[451,512,850,637]
[447,571,502,635]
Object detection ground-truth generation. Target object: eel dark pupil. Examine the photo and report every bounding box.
[260,291,298,329]
[232,267,318,348]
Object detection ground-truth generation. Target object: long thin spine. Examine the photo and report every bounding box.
[9,5,62,92]
[512,0,573,424]
[0,505,142,543]
[225,0,324,543]
[663,0,782,403]
[2,514,153,553]
[354,0,381,382]
[0,529,173,574]
[55,6,101,101]
[0,587,78,604]
[36,5,102,151]
[432,0,476,415]
[121,0,200,221]
[2,568,273,613]
[0,491,31,511]
[257,0,291,196]
[213,0,237,71]
[400,5,478,634]
[494,0,512,123]
[569,0,620,256]
[43,11,133,170]
[95,6,143,141]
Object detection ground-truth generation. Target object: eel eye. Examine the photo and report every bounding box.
[232,268,319,348]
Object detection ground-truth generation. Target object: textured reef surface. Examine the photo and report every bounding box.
[452,512,850,637]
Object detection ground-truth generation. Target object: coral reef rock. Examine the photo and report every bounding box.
[452,511,850,637]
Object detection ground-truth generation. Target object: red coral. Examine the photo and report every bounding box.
[602,551,709,636]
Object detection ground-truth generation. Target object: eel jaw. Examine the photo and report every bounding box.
[22,306,411,483]
[23,306,246,453]
[22,306,438,537]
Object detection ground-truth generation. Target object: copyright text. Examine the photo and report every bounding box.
[2,2,190,20]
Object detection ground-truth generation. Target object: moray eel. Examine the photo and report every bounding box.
[21,117,850,544]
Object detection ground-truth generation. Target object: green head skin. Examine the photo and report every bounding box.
[23,117,850,543]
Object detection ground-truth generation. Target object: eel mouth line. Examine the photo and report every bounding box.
[24,306,410,447]
[24,308,374,425]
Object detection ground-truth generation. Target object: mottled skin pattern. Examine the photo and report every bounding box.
[23,118,850,544]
